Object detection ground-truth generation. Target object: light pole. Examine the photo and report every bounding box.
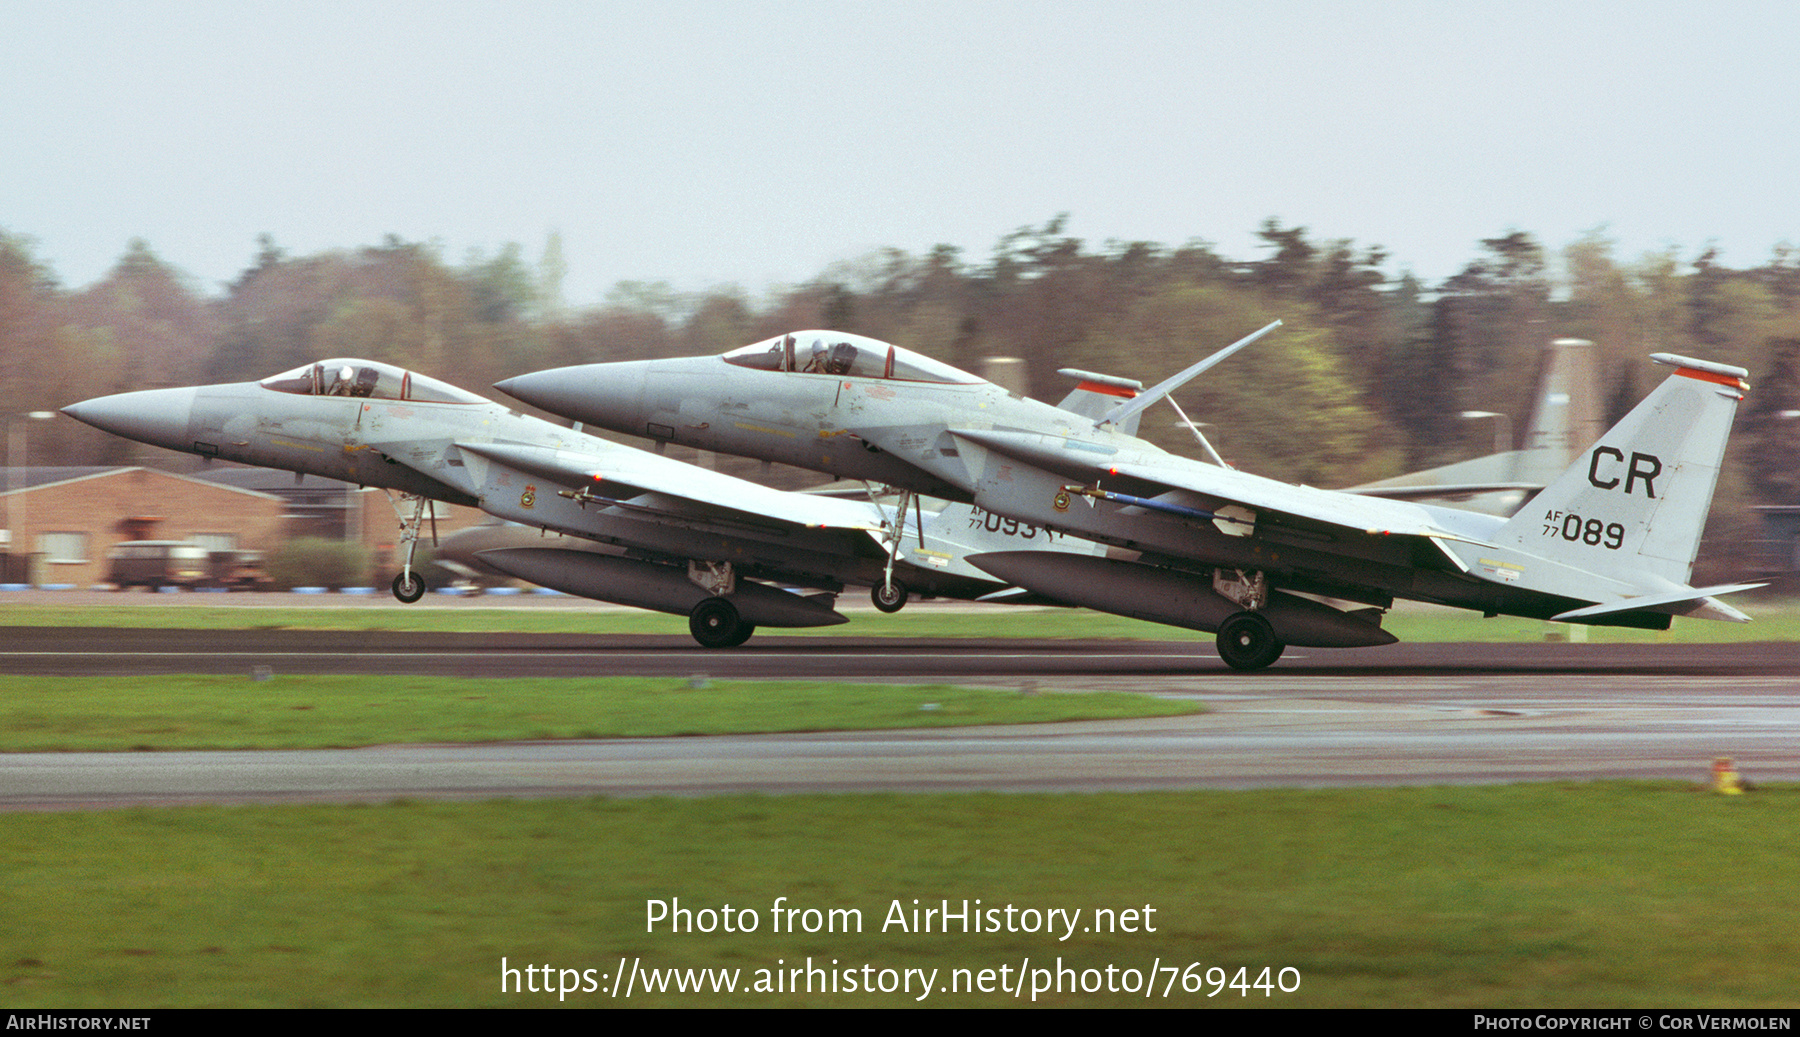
[5,411,56,584]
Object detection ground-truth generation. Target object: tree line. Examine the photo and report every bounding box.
[5,217,1798,575]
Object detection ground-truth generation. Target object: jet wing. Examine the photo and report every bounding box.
[950,428,1486,544]
[1110,457,1502,547]
[452,440,888,532]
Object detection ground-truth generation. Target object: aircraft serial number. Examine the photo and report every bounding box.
[1541,510,1624,550]
[967,508,1045,539]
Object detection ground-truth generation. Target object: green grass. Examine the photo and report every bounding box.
[6,598,1800,640]
[8,601,1158,637]
[0,675,1201,752]
[4,605,1791,1008]
[4,784,1796,1007]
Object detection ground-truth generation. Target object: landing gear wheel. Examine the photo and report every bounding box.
[689,597,750,648]
[871,580,909,613]
[392,571,426,603]
[1216,611,1284,671]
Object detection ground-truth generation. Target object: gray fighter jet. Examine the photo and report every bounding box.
[62,358,1094,646]
[1345,336,1606,515]
[496,328,1761,669]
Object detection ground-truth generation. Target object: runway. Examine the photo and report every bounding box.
[4,627,1799,808]
[4,626,1794,678]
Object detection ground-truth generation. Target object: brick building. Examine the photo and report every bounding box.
[2,465,491,588]
[1,467,286,586]
[191,466,492,578]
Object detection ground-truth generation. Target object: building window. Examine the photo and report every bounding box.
[38,532,90,564]
[191,533,238,552]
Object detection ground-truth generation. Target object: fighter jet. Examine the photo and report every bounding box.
[1345,336,1606,516]
[496,328,1761,669]
[62,358,1094,646]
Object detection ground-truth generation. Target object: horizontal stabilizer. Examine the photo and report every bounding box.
[975,586,1036,603]
[972,585,1072,606]
[1348,481,1541,502]
[1552,582,1765,624]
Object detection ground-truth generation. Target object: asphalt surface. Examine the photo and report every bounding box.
[4,624,1799,808]
[4,625,1795,678]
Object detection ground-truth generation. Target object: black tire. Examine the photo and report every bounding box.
[689,597,747,648]
[392,571,426,603]
[871,580,908,613]
[1216,611,1284,671]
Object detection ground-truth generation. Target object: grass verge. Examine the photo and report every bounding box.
[3,783,1794,1008]
[0,675,1201,752]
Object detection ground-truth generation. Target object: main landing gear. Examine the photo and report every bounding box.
[689,597,755,648]
[685,561,755,648]
[1215,611,1285,671]
[1212,569,1284,671]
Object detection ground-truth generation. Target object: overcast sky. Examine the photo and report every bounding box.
[4,1,1796,302]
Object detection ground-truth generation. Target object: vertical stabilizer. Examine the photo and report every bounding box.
[1343,336,1603,514]
[1493,354,1748,588]
[1513,337,1606,488]
[1054,370,1145,435]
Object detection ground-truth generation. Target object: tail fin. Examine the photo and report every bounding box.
[1493,354,1748,588]
[1054,369,1145,435]
[1512,336,1607,488]
[1345,337,1603,514]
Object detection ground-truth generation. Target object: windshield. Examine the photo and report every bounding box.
[258,359,485,404]
[722,331,981,385]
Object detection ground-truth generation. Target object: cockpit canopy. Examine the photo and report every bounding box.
[259,359,485,404]
[722,331,981,385]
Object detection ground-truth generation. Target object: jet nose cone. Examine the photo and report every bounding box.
[62,387,199,453]
[497,362,648,433]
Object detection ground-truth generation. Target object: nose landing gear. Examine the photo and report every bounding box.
[871,579,908,613]
[393,571,426,603]
[387,492,436,603]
